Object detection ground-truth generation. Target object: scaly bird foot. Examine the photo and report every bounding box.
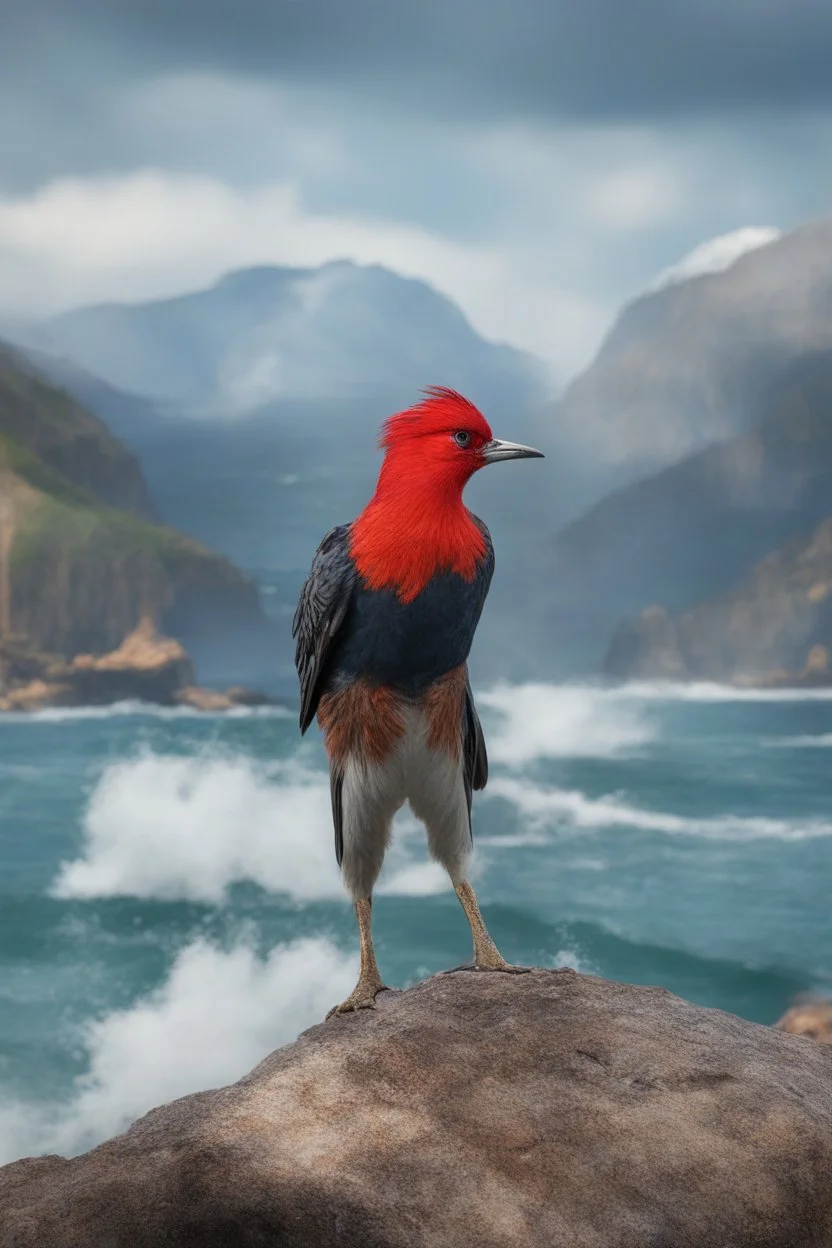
[326,975,389,1020]
[441,956,532,975]
[472,938,532,974]
[480,963,532,974]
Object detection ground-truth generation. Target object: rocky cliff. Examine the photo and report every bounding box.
[555,217,832,483]
[537,223,832,675]
[555,350,832,612]
[0,343,154,517]
[605,516,832,683]
[548,348,832,674]
[2,970,830,1248]
[0,343,268,665]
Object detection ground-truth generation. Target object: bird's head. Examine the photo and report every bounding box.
[378,387,543,496]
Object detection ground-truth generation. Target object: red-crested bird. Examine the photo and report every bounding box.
[293,387,543,1016]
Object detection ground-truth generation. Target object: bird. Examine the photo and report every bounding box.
[293,386,543,1016]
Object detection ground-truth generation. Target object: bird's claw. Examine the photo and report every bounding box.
[326,981,389,1020]
[441,960,532,976]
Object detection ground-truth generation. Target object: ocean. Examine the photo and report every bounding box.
[0,680,830,1164]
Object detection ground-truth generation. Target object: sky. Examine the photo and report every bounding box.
[3,0,832,383]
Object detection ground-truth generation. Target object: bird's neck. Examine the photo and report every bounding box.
[350,459,486,604]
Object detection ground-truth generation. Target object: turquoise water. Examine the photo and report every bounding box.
[0,681,830,1161]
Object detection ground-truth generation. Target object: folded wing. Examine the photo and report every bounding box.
[292,525,357,733]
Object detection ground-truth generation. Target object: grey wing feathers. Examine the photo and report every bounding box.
[292,525,356,733]
[462,676,488,839]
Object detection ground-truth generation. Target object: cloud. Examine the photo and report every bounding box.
[0,165,610,380]
[6,1,832,127]
[3,46,832,383]
[583,167,683,232]
[651,226,782,288]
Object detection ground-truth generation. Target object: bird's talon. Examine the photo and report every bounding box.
[326,981,389,1019]
[440,960,531,975]
[472,957,531,974]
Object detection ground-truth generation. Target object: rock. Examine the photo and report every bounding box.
[2,970,831,1248]
[604,605,689,680]
[174,685,235,711]
[0,634,66,684]
[223,684,274,707]
[0,678,75,712]
[174,684,275,711]
[731,644,832,691]
[0,621,271,712]
[775,997,832,1044]
[602,516,832,685]
[67,616,194,704]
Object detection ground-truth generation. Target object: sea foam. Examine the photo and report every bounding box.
[0,700,291,723]
[477,682,655,763]
[0,936,355,1164]
[616,681,832,703]
[488,777,832,842]
[53,751,452,904]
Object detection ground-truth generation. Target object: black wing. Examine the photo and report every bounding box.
[292,525,356,734]
[471,514,495,605]
[462,676,488,841]
[460,515,492,839]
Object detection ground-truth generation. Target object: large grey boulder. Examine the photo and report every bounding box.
[2,969,831,1247]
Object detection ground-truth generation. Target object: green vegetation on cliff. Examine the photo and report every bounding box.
[0,344,154,517]
[0,345,264,661]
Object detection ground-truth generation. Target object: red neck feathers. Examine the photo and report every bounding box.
[349,389,490,603]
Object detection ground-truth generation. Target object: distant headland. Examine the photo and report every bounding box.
[0,618,273,714]
[0,341,274,711]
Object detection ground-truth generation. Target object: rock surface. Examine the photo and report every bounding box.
[603,516,832,684]
[0,621,271,712]
[555,219,832,477]
[2,970,831,1248]
[775,997,832,1044]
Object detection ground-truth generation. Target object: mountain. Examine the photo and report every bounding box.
[604,516,832,684]
[544,351,832,674]
[550,350,832,647]
[0,344,268,681]
[21,261,546,414]
[553,218,832,495]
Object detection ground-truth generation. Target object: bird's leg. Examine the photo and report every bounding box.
[327,897,389,1018]
[453,880,530,973]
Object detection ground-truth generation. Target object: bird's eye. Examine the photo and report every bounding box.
[453,430,472,448]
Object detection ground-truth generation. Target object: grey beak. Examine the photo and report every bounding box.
[481,438,544,464]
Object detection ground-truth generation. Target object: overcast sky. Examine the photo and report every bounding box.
[2,0,832,382]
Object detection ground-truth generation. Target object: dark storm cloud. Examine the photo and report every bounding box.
[3,0,832,122]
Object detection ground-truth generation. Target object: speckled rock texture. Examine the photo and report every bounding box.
[2,969,832,1248]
